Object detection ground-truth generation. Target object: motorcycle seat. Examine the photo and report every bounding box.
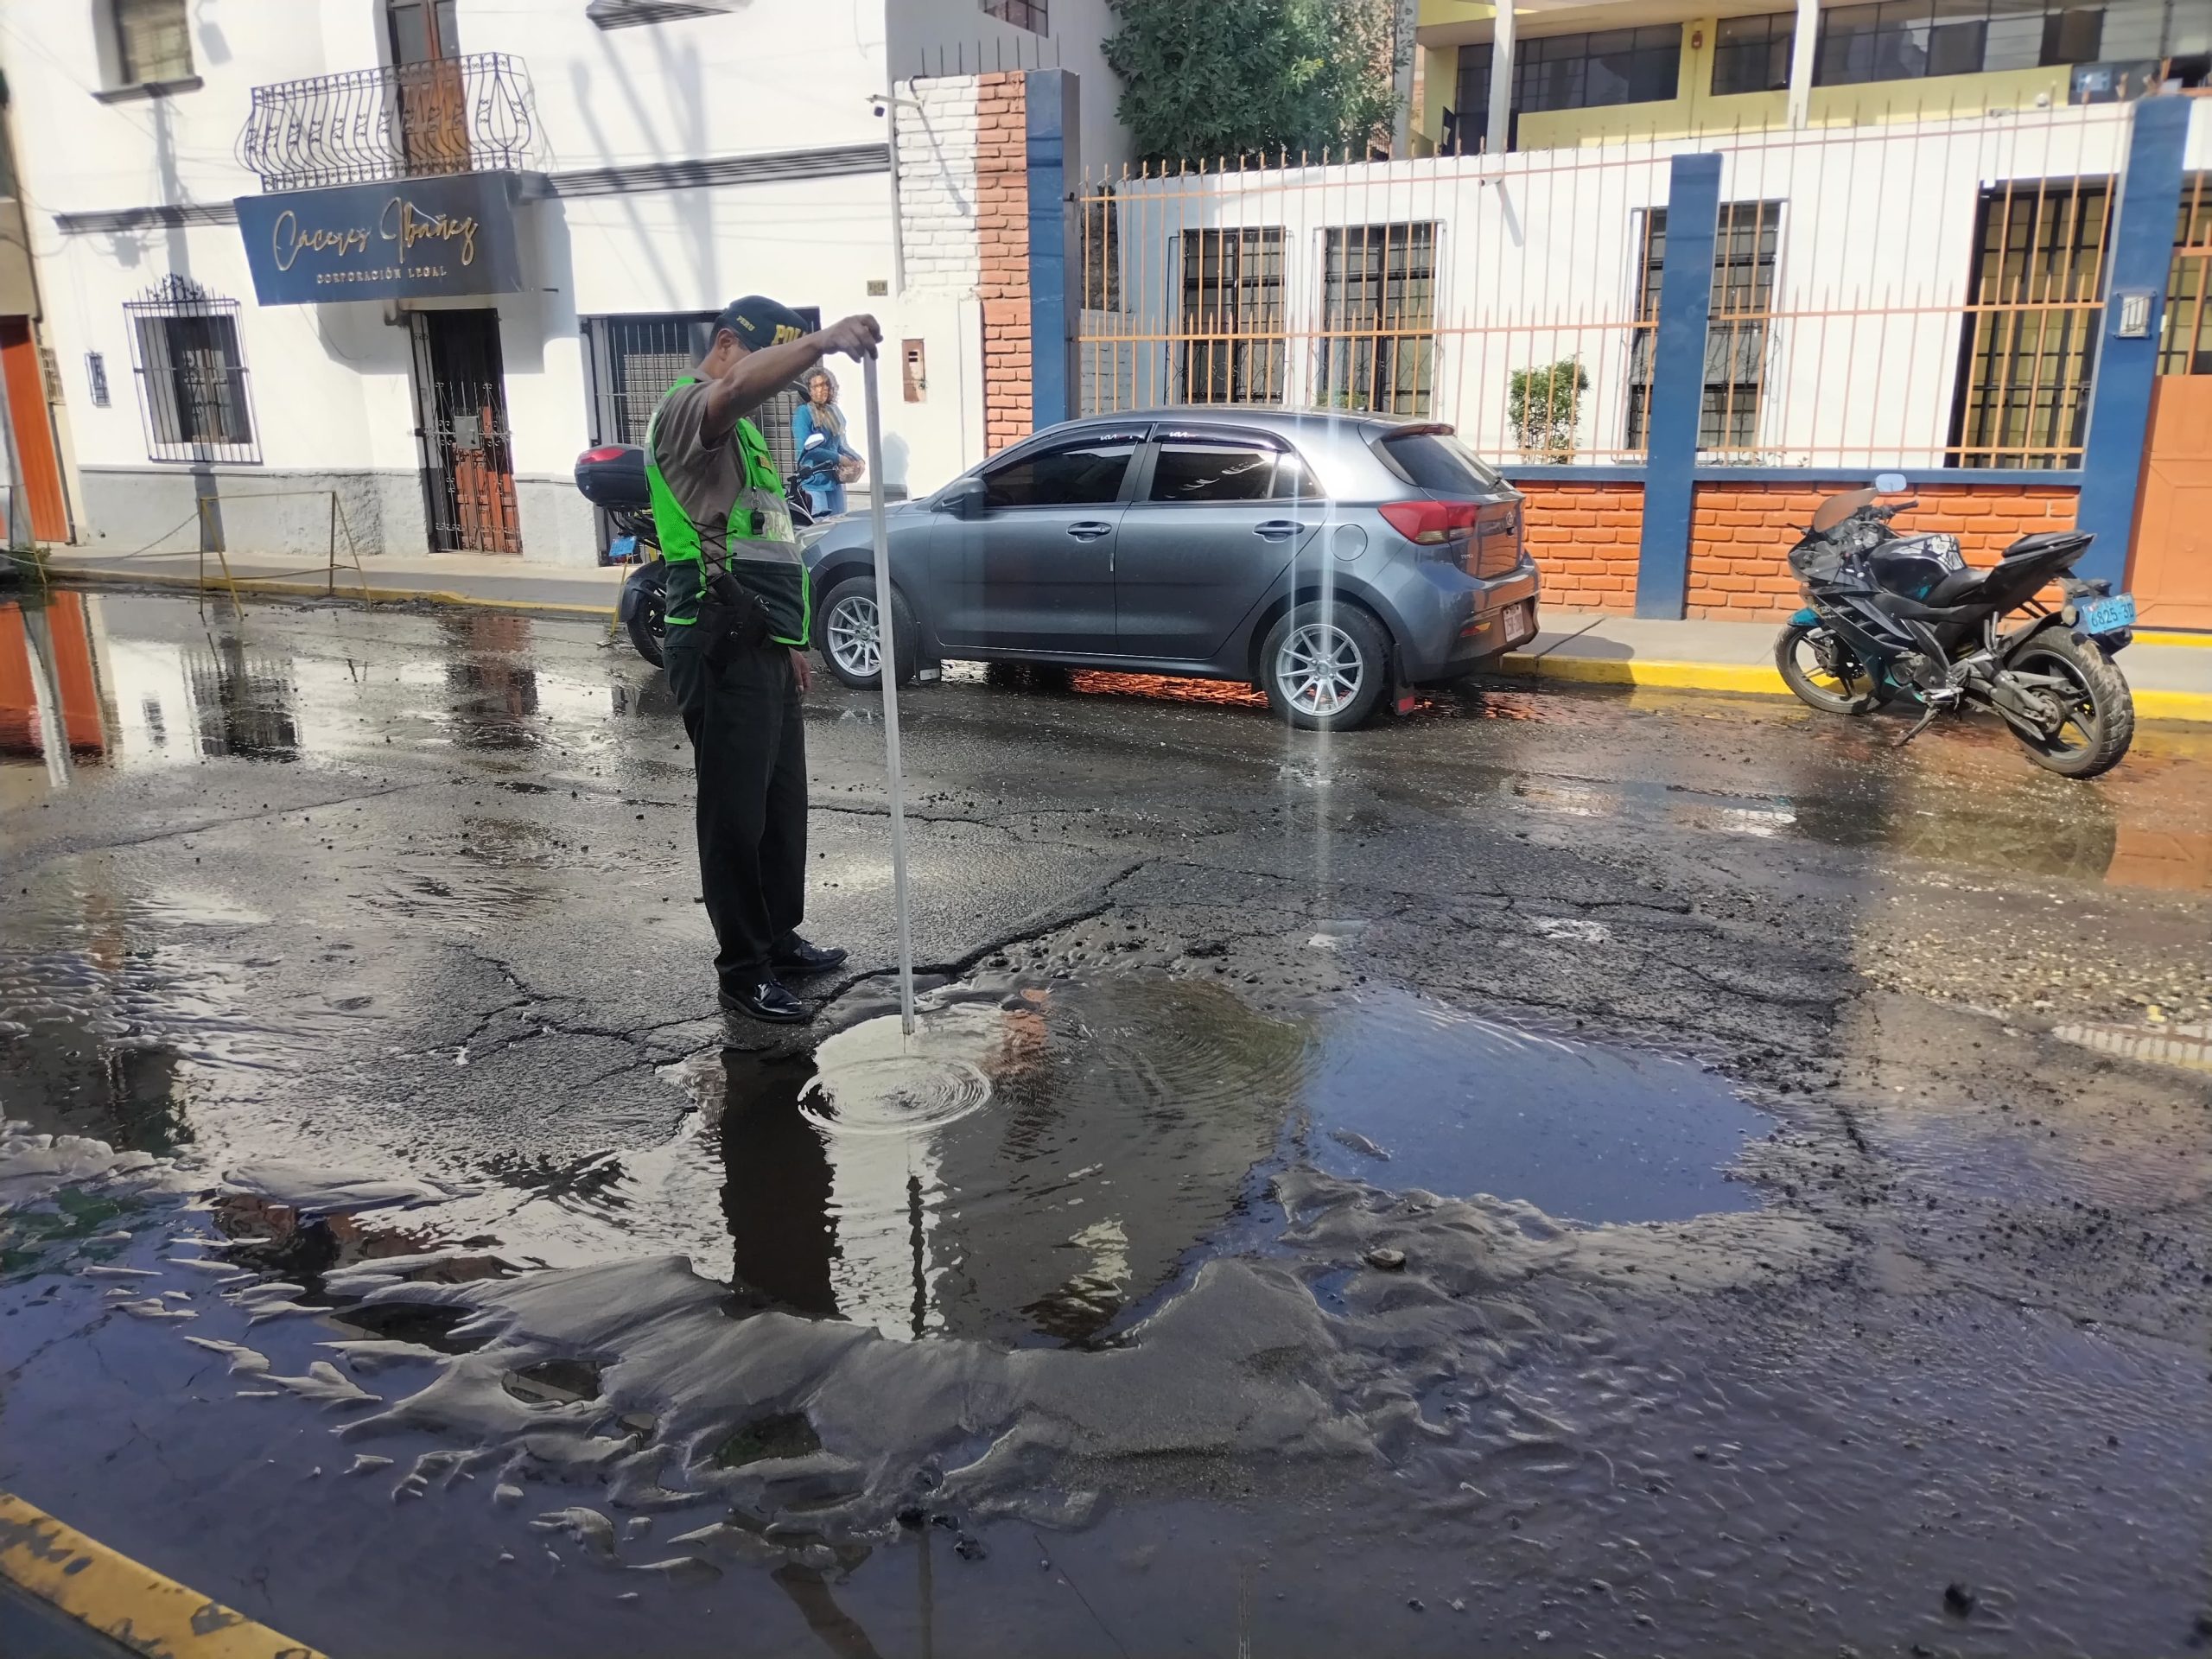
[2001,530,2084,560]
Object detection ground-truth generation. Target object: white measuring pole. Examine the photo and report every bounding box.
[859,353,918,1035]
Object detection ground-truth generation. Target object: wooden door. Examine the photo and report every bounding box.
[387,0,467,175]
[2129,375,2212,631]
[1,320,69,543]
[411,310,520,555]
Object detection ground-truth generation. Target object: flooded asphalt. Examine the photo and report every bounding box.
[1,587,2209,1658]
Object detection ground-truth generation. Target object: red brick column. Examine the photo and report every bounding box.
[976,71,1029,454]
[1684,482,2080,619]
[1516,481,1644,614]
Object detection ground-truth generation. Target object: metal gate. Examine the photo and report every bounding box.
[411,309,520,556]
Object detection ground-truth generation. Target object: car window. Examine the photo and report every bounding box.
[1147,442,1318,503]
[982,441,1136,509]
[1376,429,1506,493]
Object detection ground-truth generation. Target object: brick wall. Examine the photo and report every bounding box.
[1684,481,2079,619]
[976,71,1029,453]
[896,77,982,296]
[1517,481,1644,613]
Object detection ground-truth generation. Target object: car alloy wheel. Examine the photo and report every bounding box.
[825,593,882,679]
[1275,621,1365,718]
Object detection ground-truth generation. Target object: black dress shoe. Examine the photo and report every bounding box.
[718,977,810,1023]
[772,935,849,976]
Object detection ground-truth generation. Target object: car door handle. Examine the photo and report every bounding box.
[1066,521,1114,541]
[1254,519,1309,540]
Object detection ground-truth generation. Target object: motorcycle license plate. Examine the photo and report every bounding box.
[1503,601,1535,646]
[608,533,639,564]
[2075,594,2135,636]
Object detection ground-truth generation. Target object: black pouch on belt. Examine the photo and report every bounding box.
[702,569,772,670]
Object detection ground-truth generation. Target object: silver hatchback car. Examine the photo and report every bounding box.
[803,409,1540,730]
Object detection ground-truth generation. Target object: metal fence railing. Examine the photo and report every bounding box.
[1075,100,2190,473]
[235,53,540,193]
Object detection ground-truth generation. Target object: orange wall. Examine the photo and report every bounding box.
[1517,480,1643,613]
[1685,482,2079,620]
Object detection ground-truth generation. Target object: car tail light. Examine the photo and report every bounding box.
[578,446,626,464]
[1379,500,1479,546]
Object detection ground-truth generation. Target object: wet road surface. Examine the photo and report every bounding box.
[2,588,2208,1657]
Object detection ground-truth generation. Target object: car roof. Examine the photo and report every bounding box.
[1035,407,1445,444]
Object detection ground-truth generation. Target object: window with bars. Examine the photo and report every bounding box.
[1948,180,2110,467]
[125,277,256,463]
[1456,27,1681,122]
[1315,224,1437,416]
[1625,201,1782,456]
[2161,177,2212,377]
[982,0,1047,35]
[111,0,193,86]
[583,310,822,476]
[1175,228,1287,404]
[1955,180,2106,468]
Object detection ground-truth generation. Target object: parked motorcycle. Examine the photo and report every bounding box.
[1774,473,2136,778]
[573,443,820,668]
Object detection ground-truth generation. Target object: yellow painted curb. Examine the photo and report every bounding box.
[2135,629,2212,648]
[2133,688,2212,723]
[1497,652,2212,724]
[1498,652,1792,696]
[41,564,620,620]
[0,1491,324,1658]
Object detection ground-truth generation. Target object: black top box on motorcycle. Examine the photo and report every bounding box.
[575,445,651,511]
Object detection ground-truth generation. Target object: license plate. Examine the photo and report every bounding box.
[1502,601,1535,646]
[2075,593,2135,636]
[608,533,639,564]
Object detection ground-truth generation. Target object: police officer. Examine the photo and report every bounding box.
[647,296,883,1022]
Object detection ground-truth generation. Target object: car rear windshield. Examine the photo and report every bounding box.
[1375,429,1506,494]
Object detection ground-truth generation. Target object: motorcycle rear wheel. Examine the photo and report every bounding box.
[1776,620,1878,715]
[2006,632,2133,779]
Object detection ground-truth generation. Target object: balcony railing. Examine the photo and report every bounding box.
[236,53,539,194]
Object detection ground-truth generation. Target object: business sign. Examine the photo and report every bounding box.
[234,172,525,306]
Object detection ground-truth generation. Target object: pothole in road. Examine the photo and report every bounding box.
[670,973,1771,1349]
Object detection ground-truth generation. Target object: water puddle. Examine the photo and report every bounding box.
[554,975,1776,1351]
[1297,988,1768,1223]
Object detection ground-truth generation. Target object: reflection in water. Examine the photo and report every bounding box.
[183,637,300,760]
[442,613,539,750]
[712,981,1300,1347]
[704,976,1773,1349]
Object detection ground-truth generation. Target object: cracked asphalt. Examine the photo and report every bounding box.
[1,589,2209,1658]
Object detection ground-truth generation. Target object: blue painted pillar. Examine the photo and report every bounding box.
[1025,69,1078,431]
[1635,153,1722,619]
[2074,95,2189,590]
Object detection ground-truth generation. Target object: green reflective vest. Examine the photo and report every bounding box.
[644,376,810,647]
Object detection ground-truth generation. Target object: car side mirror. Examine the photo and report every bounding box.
[934,477,988,518]
[1873,472,1908,494]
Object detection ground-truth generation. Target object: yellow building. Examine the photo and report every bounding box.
[1413,0,2209,153]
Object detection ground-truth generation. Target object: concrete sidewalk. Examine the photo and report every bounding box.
[1500,609,2212,723]
[23,548,2212,721]
[35,544,627,615]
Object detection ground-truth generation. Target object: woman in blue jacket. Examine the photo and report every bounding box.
[791,368,862,518]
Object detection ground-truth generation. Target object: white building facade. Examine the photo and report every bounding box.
[2,0,1123,564]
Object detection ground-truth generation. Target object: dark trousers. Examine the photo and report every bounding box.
[666,632,808,991]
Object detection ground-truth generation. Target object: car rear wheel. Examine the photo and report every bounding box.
[1261,602,1389,731]
[816,575,918,690]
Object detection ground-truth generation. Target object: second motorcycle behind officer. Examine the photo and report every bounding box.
[645,296,882,1022]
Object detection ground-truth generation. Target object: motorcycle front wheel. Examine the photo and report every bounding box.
[1775,620,1878,715]
[2005,632,2134,779]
